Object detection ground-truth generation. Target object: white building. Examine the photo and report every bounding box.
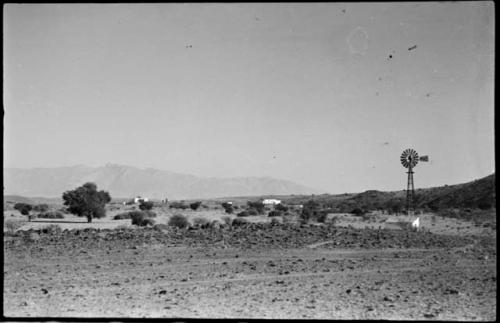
[262,199,281,205]
[134,196,149,204]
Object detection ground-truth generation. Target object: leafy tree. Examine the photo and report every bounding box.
[62,182,111,223]
[14,203,32,219]
[139,200,154,211]
[190,201,202,211]
[300,200,320,223]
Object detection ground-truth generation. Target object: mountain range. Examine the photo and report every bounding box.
[3,164,321,200]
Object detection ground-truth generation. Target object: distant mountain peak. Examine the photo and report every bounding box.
[4,164,320,200]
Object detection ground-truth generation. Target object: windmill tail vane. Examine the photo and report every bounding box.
[419,155,429,162]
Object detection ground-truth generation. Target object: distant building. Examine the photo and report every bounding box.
[134,196,148,204]
[263,199,281,205]
[385,216,420,230]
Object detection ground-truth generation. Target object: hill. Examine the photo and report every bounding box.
[3,164,321,200]
[279,173,496,213]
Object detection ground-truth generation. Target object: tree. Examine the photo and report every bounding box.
[300,200,320,223]
[14,203,32,220]
[62,182,111,223]
[139,200,154,211]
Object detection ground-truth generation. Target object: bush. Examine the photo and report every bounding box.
[139,201,154,211]
[221,216,232,226]
[193,217,210,228]
[40,224,62,234]
[37,211,64,219]
[316,211,328,223]
[190,201,202,211]
[270,217,282,225]
[4,219,25,234]
[237,211,250,217]
[351,208,365,216]
[141,218,156,227]
[130,211,156,226]
[221,202,234,214]
[231,217,248,226]
[14,203,32,216]
[300,200,320,223]
[168,214,189,229]
[268,210,283,217]
[33,204,49,212]
[113,212,132,220]
[275,203,289,212]
[247,208,259,216]
[247,201,265,214]
[169,201,189,210]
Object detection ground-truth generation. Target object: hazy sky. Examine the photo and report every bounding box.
[3,2,495,193]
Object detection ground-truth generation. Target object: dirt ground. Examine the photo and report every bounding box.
[3,220,496,320]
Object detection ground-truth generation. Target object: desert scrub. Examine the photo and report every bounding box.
[130,211,157,226]
[4,219,26,235]
[221,216,232,226]
[40,224,62,234]
[193,217,210,228]
[237,210,250,217]
[190,201,202,211]
[169,201,189,210]
[168,214,189,229]
[37,211,65,219]
[268,210,283,217]
[231,217,249,227]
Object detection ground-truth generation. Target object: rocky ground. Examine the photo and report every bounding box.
[3,223,497,319]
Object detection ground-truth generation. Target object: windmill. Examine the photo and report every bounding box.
[400,149,429,215]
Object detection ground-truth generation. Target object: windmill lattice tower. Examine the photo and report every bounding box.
[400,149,423,215]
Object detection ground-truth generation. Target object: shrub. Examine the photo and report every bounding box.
[169,201,189,210]
[33,204,49,212]
[351,208,365,216]
[190,201,202,211]
[40,224,62,234]
[221,202,234,214]
[4,219,25,234]
[113,212,132,220]
[168,214,189,229]
[139,201,154,211]
[300,200,320,223]
[141,218,156,227]
[237,211,250,217]
[14,203,32,216]
[193,217,210,228]
[270,217,282,225]
[232,217,248,226]
[316,211,328,223]
[37,211,64,219]
[247,208,259,216]
[221,216,232,226]
[130,211,157,226]
[153,223,169,231]
[268,210,283,217]
[247,201,265,214]
[275,203,289,212]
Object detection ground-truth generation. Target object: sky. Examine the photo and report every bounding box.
[3,2,495,194]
